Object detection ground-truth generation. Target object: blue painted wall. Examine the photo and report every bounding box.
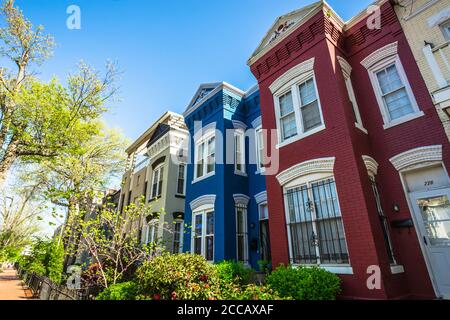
[183,85,266,269]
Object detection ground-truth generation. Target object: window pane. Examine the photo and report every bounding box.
[157,167,163,197]
[257,129,264,168]
[259,220,271,262]
[194,215,202,255]
[207,137,215,174]
[281,113,297,140]
[301,101,322,132]
[376,65,403,94]
[279,91,294,116]
[206,212,214,235]
[206,236,214,260]
[299,79,317,106]
[196,143,204,178]
[237,235,245,261]
[177,164,185,194]
[384,88,413,120]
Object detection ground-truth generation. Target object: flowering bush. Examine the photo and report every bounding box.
[135,253,220,300]
[266,265,341,300]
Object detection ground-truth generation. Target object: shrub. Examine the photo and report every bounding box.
[215,260,252,285]
[135,253,220,300]
[97,282,139,300]
[266,265,341,300]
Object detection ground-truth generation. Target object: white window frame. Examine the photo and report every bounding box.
[235,204,249,264]
[365,54,423,129]
[255,126,265,174]
[234,129,246,176]
[143,219,158,245]
[191,207,215,262]
[151,164,164,199]
[273,73,325,149]
[176,163,187,196]
[258,202,269,221]
[193,131,215,183]
[172,220,184,254]
[440,19,450,40]
[283,173,352,275]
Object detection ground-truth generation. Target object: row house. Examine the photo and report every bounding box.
[118,112,188,254]
[182,83,269,269]
[393,0,450,140]
[245,0,450,299]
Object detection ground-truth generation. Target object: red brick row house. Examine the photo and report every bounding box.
[248,0,450,299]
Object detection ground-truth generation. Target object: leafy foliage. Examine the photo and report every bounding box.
[266,265,341,300]
[135,253,220,300]
[97,281,139,301]
[215,260,252,285]
[19,238,64,283]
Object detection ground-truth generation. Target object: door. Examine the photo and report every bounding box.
[410,188,450,299]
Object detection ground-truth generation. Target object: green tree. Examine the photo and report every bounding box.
[0,0,118,186]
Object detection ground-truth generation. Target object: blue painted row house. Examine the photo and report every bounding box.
[182,82,270,269]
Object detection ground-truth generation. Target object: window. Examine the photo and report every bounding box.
[285,178,349,265]
[236,205,248,264]
[274,76,324,145]
[172,221,184,254]
[256,127,265,172]
[441,19,450,40]
[369,176,395,264]
[151,165,164,199]
[234,130,246,174]
[258,203,271,262]
[142,220,158,245]
[195,133,215,180]
[176,163,186,195]
[192,209,214,261]
[362,43,422,128]
[375,64,414,121]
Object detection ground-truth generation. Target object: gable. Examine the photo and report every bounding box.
[185,83,221,114]
[248,1,322,65]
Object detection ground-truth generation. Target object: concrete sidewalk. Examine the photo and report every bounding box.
[0,268,33,300]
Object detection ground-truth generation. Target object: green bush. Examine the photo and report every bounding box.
[97,282,139,300]
[135,253,220,300]
[266,265,341,300]
[215,260,252,285]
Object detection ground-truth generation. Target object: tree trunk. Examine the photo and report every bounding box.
[0,135,19,187]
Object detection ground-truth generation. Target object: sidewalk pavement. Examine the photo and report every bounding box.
[0,268,33,300]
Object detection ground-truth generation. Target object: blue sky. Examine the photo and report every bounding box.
[15,0,374,143]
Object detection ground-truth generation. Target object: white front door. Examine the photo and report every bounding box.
[410,188,450,299]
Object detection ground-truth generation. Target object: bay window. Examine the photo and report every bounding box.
[236,205,248,264]
[285,177,349,266]
[192,209,214,261]
[151,164,164,199]
[194,133,215,181]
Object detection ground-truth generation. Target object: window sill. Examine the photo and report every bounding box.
[175,194,186,199]
[148,196,161,203]
[382,111,425,130]
[276,125,326,149]
[292,264,353,275]
[355,123,368,134]
[192,172,215,184]
[390,264,405,274]
[234,170,248,177]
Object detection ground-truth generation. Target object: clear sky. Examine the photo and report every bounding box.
[15,0,374,143]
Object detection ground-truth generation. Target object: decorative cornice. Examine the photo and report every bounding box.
[269,57,315,94]
[337,56,352,79]
[254,191,267,204]
[251,116,262,129]
[233,194,250,206]
[362,155,379,177]
[190,194,216,211]
[232,120,247,131]
[276,157,336,186]
[390,145,443,172]
[361,41,398,70]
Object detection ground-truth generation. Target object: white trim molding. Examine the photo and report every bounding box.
[276,157,335,186]
[233,194,250,207]
[190,194,216,211]
[337,56,352,79]
[361,42,398,70]
[232,120,247,131]
[362,155,379,177]
[389,145,443,172]
[269,57,315,94]
[254,191,267,204]
[251,116,262,129]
